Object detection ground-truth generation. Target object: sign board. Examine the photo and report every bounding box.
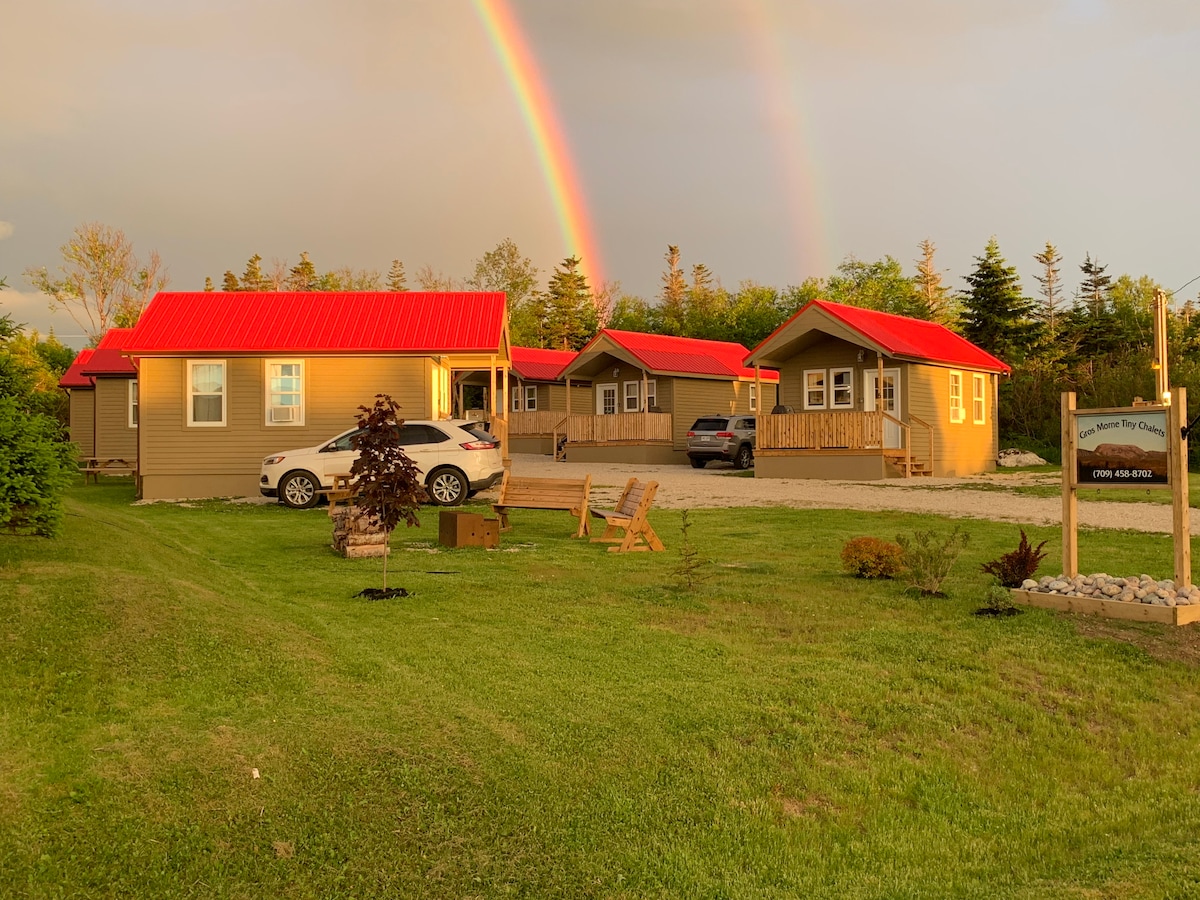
[1073,408,1169,486]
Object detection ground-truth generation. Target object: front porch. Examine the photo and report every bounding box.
[756,411,932,479]
[554,412,679,465]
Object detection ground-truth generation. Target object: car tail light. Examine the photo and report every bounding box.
[686,431,696,437]
[459,440,496,450]
[716,431,734,438]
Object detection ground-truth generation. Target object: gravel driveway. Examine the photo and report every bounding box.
[495,453,1189,536]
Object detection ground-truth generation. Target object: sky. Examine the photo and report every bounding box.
[2,0,1199,348]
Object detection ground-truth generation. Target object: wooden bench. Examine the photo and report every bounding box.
[589,477,664,553]
[81,458,137,484]
[492,470,592,537]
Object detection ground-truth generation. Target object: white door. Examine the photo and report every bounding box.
[597,383,617,415]
[864,369,901,449]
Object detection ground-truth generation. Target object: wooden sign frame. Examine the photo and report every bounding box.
[1061,388,1190,587]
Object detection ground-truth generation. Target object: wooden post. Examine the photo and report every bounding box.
[1170,385,1191,587]
[456,378,464,419]
[1061,391,1078,577]
[642,369,649,415]
[566,377,572,415]
[754,364,762,413]
[1154,289,1169,405]
[489,355,497,418]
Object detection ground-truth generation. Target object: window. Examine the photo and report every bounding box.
[398,423,450,445]
[599,384,617,415]
[831,368,853,409]
[128,379,139,427]
[188,360,225,426]
[525,385,538,411]
[266,360,304,425]
[511,388,521,412]
[749,383,757,411]
[624,382,641,412]
[804,369,826,409]
[972,374,986,424]
[646,380,657,411]
[949,371,964,423]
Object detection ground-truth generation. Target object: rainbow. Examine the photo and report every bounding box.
[736,0,832,278]
[472,0,606,288]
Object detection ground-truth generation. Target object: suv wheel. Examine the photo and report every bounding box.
[733,444,753,470]
[426,467,468,506]
[280,470,321,509]
[689,457,707,469]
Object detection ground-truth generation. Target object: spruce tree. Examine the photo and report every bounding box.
[204,276,214,292]
[386,259,408,292]
[1078,253,1113,317]
[240,254,267,291]
[1032,242,1064,336]
[544,256,596,350]
[287,251,318,291]
[958,237,1036,363]
[659,245,687,335]
[221,271,240,292]
[912,239,953,323]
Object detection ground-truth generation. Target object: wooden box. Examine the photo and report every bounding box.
[438,510,499,549]
[1010,589,1200,626]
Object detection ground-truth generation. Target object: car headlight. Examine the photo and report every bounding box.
[262,455,286,466]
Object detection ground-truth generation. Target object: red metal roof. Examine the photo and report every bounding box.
[591,330,778,381]
[81,328,137,376]
[58,348,96,389]
[124,292,508,355]
[748,300,1011,375]
[511,346,577,381]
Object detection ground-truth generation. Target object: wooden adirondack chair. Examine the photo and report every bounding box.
[589,478,665,553]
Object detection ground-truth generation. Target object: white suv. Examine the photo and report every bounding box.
[260,420,504,509]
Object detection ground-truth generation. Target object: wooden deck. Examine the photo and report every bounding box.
[562,412,673,444]
[757,411,933,477]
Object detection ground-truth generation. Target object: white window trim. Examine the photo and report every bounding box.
[511,386,521,412]
[128,379,139,428]
[949,370,965,424]
[187,359,226,427]
[972,373,986,424]
[525,385,538,411]
[748,383,757,412]
[646,379,657,410]
[265,359,305,426]
[623,381,641,412]
[830,367,854,409]
[803,369,827,410]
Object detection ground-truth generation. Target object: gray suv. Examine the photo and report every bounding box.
[686,415,756,469]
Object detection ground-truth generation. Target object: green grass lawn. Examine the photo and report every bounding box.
[3,480,1200,898]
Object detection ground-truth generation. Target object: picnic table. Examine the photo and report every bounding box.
[81,457,137,484]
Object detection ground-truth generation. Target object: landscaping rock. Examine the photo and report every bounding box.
[998,448,1049,467]
[1019,573,1196,608]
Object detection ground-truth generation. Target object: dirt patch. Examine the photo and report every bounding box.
[1070,617,1200,667]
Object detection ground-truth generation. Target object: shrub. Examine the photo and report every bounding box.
[0,395,77,536]
[982,578,1016,613]
[895,525,970,596]
[981,529,1048,587]
[840,536,904,579]
[673,509,712,590]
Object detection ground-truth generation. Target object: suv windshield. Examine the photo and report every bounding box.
[691,418,730,432]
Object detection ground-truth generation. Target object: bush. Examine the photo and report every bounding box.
[981,529,1048,587]
[840,536,904,579]
[0,395,77,536]
[981,578,1016,613]
[896,525,970,596]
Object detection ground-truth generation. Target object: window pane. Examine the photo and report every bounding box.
[192,364,223,394]
[193,395,223,422]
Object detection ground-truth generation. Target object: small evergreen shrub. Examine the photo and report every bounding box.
[840,536,904,579]
[896,525,970,596]
[981,578,1016,613]
[0,395,76,537]
[672,509,712,590]
[981,529,1048,587]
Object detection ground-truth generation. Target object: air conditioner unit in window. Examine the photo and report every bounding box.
[270,406,298,423]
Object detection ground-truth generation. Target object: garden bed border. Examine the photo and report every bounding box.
[1010,589,1200,626]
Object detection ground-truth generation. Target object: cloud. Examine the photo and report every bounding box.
[0,289,89,348]
[0,222,12,240]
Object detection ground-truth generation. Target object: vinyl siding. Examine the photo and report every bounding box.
[775,336,890,412]
[69,390,95,458]
[906,363,997,476]
[139,355,430,478]
[93,377,138,459]
[667,377,771,450]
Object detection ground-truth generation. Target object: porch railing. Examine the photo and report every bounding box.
[758,410,883,450]
[563,412,673,444]
[507,409,566,436]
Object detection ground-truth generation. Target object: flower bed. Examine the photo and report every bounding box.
[1011,573,1200,626]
